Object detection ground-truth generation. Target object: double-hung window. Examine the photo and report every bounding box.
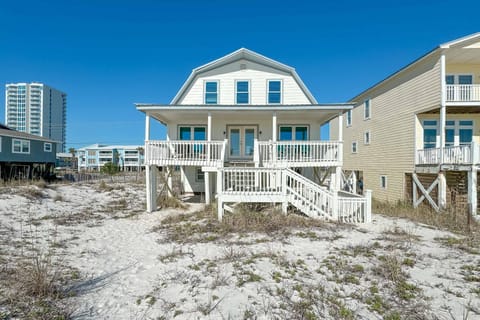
[364,99,371,119]
[12,139,30,154]
[267,80,282,104]
[204,81,218,104]
[44,142,52,152]
[236,81,249,104]
[346,110,352,127]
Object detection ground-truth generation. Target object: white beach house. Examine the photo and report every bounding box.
[137,48,371,222]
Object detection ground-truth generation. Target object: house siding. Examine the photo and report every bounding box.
[0,135,56,163]
[331,54,442,202]
[178,59,311,105]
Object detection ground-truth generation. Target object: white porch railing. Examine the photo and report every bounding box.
[416,142,480,165]
[145,140,227,167]
[446,84,480,102]
[216,167,371,224]
[255,140,342,167]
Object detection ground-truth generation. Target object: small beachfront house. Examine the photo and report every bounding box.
[0,124,56,180]
[329,32,480,217]
[136,48,371,223]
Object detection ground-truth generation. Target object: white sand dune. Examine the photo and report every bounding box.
[0,181,479,319]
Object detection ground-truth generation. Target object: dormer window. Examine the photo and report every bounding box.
[204,81,218,104]
[268,80,282,104]
[236,81,249,104]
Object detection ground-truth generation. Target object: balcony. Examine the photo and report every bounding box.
[416,142,480,167]
[255,140,342,167]
[145,140,227,167]
[446,84,480,102]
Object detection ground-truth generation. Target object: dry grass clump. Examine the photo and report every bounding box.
[155,202,326,243]
[374,200,479,235]
[0,252,75,319]
[157,195,187,210]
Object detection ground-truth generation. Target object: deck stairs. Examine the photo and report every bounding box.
[217,167,371,223]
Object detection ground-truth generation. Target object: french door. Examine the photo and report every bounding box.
[228,126,256,159]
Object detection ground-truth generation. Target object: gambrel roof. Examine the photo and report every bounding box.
[171,48,318,104]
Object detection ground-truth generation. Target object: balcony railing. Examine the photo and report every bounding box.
[416,142,480,165]
[446,84,480,102]
[255,140,342,167]
[145,140,227,167]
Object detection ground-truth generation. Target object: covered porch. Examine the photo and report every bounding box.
[137,104,351,212]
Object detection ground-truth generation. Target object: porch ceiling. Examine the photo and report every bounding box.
[445,47,480,64]
[136,104,352,125]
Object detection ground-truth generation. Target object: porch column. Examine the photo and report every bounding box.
[438,172,447,210]
[204,172,210,204]
[205,112,212,204]
[272,112,277,142]
[146,165,158,212]
[145,113,150,141]
[468,167,477,216]
[439,54,446,163]
[167,167,173,197]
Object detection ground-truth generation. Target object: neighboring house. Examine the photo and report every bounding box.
[5,82,67,152]
[329,32,480,216]
[0,123,56,180]
[56,152,73,169]
[136,48,372,223]
[77,144,144,171]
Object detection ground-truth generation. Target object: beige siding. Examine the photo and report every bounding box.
[178,59,311,105]
[331,54,442,202]
[446,64,480,82]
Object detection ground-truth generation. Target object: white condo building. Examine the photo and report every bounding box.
[5,83,67,152]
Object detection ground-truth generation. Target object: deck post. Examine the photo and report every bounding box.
[282,170,288,214]
[365,189,372,223]
[438,172,447,210]
[332,190,339,221]
[207,112,212,162]
[335,166,342,191]
[468,167,477,216]
[146,165,157,212]
[217,169,223,221]
[205,171,211,205]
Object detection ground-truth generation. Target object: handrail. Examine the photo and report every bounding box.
[216,167,371,223]
[257,140,342,166]
[145,140,226,166]
[446,84,480,102]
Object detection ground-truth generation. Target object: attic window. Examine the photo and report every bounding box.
[240,63,247,70]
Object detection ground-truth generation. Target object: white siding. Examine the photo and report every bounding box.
[178,59,311,105]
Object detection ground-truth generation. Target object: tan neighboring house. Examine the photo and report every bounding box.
[330,32,480,217]
[137,48,372,223]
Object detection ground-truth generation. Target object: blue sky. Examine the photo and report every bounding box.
[0,0,479,149]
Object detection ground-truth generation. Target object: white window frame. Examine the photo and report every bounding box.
[12,139,30,154]
[364,131,371,145]
[364,99,371,120]
[278,125,310,141]
[380,175,387,189]
[195,168,205,182]
[204,80,219,105]
[0,137,2,152]
[178,125,207,141]
[44,142,52,152]
[267,79,283,104]
[346,110,352,127]
[351,141,358,154]
[235,80,250,104]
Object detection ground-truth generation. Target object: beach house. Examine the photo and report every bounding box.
[329,32,480,217]
[137,48,371,222]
